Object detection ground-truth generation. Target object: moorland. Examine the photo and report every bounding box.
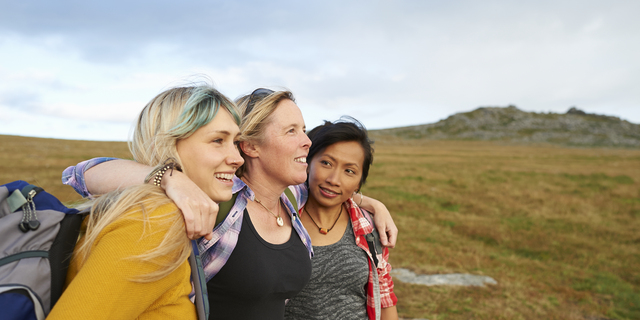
[1,134,639,319]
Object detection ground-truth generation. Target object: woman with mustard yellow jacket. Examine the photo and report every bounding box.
[47,84,244,319]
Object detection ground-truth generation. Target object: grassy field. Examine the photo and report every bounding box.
[0,135,133,203]
[1,134,639,319]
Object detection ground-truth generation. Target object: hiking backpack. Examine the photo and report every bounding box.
[0,181,210,320]
[0,180,85,320]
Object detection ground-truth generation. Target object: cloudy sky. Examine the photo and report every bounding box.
[1,0,639,141]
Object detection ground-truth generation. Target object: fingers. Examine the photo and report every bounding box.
[193,202,205,239]
[184,199,218,240]
[179,199,218,240]
[202,201,220,237]
[163,171,219,240]
[378,224,390,247]
[376,223,397,248]
[385,224,398,248]
[199,204,212,239]
[182,207,196,239]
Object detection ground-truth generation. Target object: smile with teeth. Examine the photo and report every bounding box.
[320,186,340,195]
[294,157,307,163]
[214,173,234,181]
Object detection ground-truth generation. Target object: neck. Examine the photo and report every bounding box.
[304,197,343,225]
[241,173,284,209]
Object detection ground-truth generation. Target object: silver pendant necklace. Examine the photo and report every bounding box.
[255,198,284,227]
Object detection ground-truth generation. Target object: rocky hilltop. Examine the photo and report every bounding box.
[371,106,640,147]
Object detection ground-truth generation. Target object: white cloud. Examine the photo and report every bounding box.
[0,106,132,141]
[0,0,638,141]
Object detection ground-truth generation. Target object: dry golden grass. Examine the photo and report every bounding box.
[364,139,640,319]
[0,135,132,203]
[1,135,639,319]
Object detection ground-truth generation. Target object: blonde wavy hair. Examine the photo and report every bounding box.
[76,85,240,282]
[234,89,295,177]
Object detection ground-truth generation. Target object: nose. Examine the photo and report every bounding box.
[301,131,311,149]
[325,168,340,186]
[227,144,245,168]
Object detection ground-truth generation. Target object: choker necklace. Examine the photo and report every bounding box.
[304,205,343,235]
[255,198,284,227]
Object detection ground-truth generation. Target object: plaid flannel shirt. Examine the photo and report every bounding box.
[345,198,398,319]
[62,157,119,198]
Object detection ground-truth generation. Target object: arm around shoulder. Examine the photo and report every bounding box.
[62,157,150,197]
[62,157,219,240]
[83,159,153,195]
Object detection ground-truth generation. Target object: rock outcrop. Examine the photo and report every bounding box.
[372,106,640,147]
[391,268,497,287]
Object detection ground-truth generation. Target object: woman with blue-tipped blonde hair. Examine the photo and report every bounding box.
[48,84,244,319]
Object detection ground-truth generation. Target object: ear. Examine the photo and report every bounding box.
[240,141,260,158]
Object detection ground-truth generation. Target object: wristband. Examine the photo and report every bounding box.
[144,158,181,187]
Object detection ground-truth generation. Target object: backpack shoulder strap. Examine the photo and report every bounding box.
[361,209,382,267]
[283,188,298,212]
[189,241,209,320]
[214,191,239,228]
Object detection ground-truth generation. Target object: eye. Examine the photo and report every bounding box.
[287,128,296,134]
[212,138,223,144]
[346,168,356,174]
[233,140,241,146]
[320,160,331,167]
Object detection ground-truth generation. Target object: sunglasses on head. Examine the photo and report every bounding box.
[244,88,275,117]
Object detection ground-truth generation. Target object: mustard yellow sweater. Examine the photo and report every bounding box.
[47,202,196,320]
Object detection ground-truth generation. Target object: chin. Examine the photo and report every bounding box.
[311,190,341,207]
[209,190,233,203]
[290,174,308,186]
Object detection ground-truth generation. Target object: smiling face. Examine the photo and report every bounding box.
[252,99,311,187]
[307,140,365,209]
[176,108,244,202]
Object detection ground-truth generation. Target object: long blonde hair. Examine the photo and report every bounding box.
[76,85,240,282]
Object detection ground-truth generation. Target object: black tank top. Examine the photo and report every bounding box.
[207,209,312,320]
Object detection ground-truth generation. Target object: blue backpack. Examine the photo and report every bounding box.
[0,181,209,320]
[0,180,85,320]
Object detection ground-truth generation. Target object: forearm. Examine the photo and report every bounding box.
[85,160,152,195]
[356,194,384,214]
[380,306,398,320]
[65,157,220,240]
